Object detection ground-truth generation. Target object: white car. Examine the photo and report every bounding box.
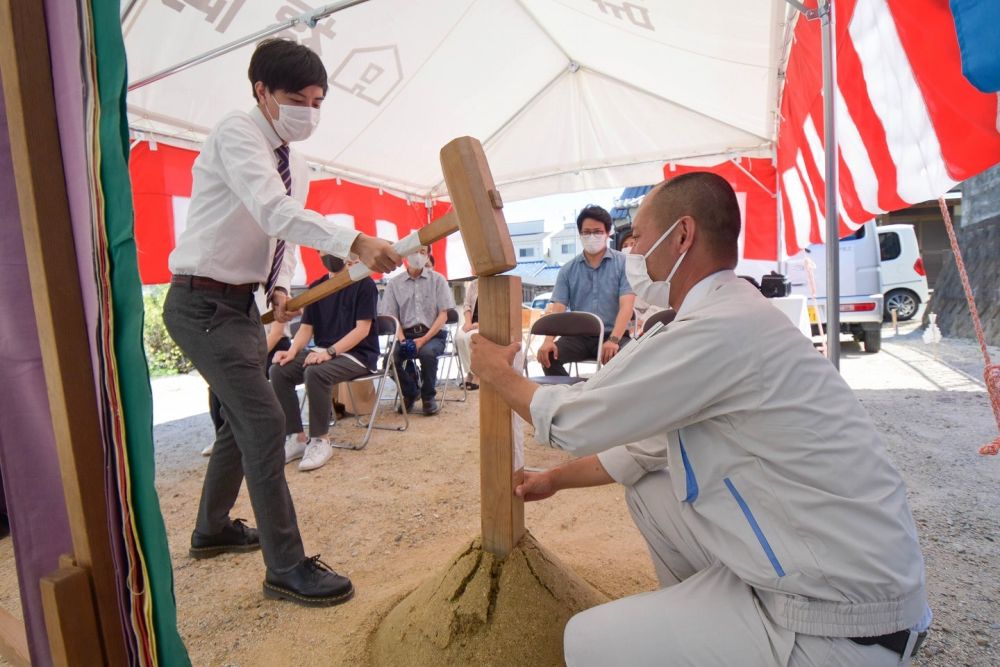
[877,224,930,321]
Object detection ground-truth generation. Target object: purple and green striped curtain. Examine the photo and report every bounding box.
[0,1,189,664]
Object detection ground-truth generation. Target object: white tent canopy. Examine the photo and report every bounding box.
[124,0,789,201]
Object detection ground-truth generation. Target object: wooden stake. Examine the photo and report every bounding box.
[477,276,525,557]
[0,2,125,663]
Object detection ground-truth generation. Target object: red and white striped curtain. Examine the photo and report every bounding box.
[777,0,1000,257]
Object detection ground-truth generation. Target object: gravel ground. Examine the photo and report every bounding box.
[1,322,998,666]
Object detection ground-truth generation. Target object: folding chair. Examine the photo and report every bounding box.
[641,308,677,336]
[524,311,604,386]
[437,308,468,403]
[342,315,409,450]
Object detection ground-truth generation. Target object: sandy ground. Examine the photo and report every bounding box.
[2,321,999,666]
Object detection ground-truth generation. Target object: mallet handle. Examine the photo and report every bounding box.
[261,210,459,324]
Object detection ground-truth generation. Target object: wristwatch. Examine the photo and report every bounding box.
[326,345,338,357]
[608,335,621,345]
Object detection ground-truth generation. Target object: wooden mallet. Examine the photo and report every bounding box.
[263,137,524,558]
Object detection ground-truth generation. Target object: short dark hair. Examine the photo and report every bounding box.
[649,172,741,264]
[248,38,328,102]
[576,205,612,233]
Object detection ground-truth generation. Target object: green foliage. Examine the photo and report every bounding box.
[143,285,193,376]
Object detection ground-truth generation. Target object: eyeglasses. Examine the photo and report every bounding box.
[579,231,607,238]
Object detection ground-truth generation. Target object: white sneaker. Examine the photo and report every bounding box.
[201,443,214,457]
[298,439,334,472]
[284,436,308,464]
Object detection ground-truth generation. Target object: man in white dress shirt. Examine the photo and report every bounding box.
[471,173,929,665]
[164,39,401,607]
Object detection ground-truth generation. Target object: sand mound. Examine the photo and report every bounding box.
[370,532,607,666]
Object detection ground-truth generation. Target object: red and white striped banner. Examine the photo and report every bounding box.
[777,0,1000,257]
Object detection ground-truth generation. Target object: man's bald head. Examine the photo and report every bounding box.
[643,172,741,266]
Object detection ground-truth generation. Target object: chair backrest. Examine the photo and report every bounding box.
[445,308,460,325]
[527,311,605,373]
[642,308,677,335]
[375,315,401,370]
[529,311,604,338]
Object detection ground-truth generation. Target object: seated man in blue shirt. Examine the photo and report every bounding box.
[270,253,379,472]
[539,206,635,375]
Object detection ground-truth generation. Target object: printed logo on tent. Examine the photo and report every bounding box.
[275,0,337,55]
[590,0,654,31]
[330,46,403,106]
[161,0,246,34]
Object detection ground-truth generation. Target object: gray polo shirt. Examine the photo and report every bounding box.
[379,268,455,330]
[551,248,633,329]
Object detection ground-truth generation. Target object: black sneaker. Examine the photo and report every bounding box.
[263,555,355,607]
[422,397,441,416]
[189,518,260,559]
[396,397,416,414]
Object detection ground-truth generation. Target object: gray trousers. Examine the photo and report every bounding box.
[563,470,908,666]
[163,286,304,572]
[542,333,630,376]
[269,350,368,438]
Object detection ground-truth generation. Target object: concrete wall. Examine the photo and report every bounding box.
[962,166,1000,227]
[929,165,1000,345]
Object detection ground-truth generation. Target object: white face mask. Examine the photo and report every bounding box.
[624,219,688,308]
[406,253,428,270]
[264,93,320,143]
[580,233,607,254]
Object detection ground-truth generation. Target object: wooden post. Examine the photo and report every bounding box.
[0,1,126,663]
[440,137,523,558]
[477,276,525,556]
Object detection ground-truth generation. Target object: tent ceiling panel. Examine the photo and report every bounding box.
[519,0,782,140]
[123,0,787,199]
[477,68,771,200]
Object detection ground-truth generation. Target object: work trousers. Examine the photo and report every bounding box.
[563,469,908,666]
[542,333,630,376]
[269,350,368,438]
[209,336,290,432]
[163,286,304,572]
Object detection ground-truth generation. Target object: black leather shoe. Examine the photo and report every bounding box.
[263,555,354,607]
[422,397,441,416]
[396,397,416,414]
[189,518,260,559]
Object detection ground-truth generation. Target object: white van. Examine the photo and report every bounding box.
[877,224,930,321]
[785,221,885,353]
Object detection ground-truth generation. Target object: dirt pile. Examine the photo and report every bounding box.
[370,532,606,666]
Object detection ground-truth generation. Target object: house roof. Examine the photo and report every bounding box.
[610,185,654,220]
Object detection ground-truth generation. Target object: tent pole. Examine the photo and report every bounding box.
[127,0,370,92]
[819,0,840,369]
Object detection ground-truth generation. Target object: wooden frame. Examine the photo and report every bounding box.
[0,1,127,663]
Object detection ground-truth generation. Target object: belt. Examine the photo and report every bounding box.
[404,324,430,336]
[850,629,926,659]
[171,275,258,295]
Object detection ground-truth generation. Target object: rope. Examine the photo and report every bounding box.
[938,198,1000,456]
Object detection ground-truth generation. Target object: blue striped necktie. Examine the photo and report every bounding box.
[265,145,291,302]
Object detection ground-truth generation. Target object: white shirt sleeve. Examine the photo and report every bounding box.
[529,315,759,456]
[214,117,360,258]
[597,439,670,486]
